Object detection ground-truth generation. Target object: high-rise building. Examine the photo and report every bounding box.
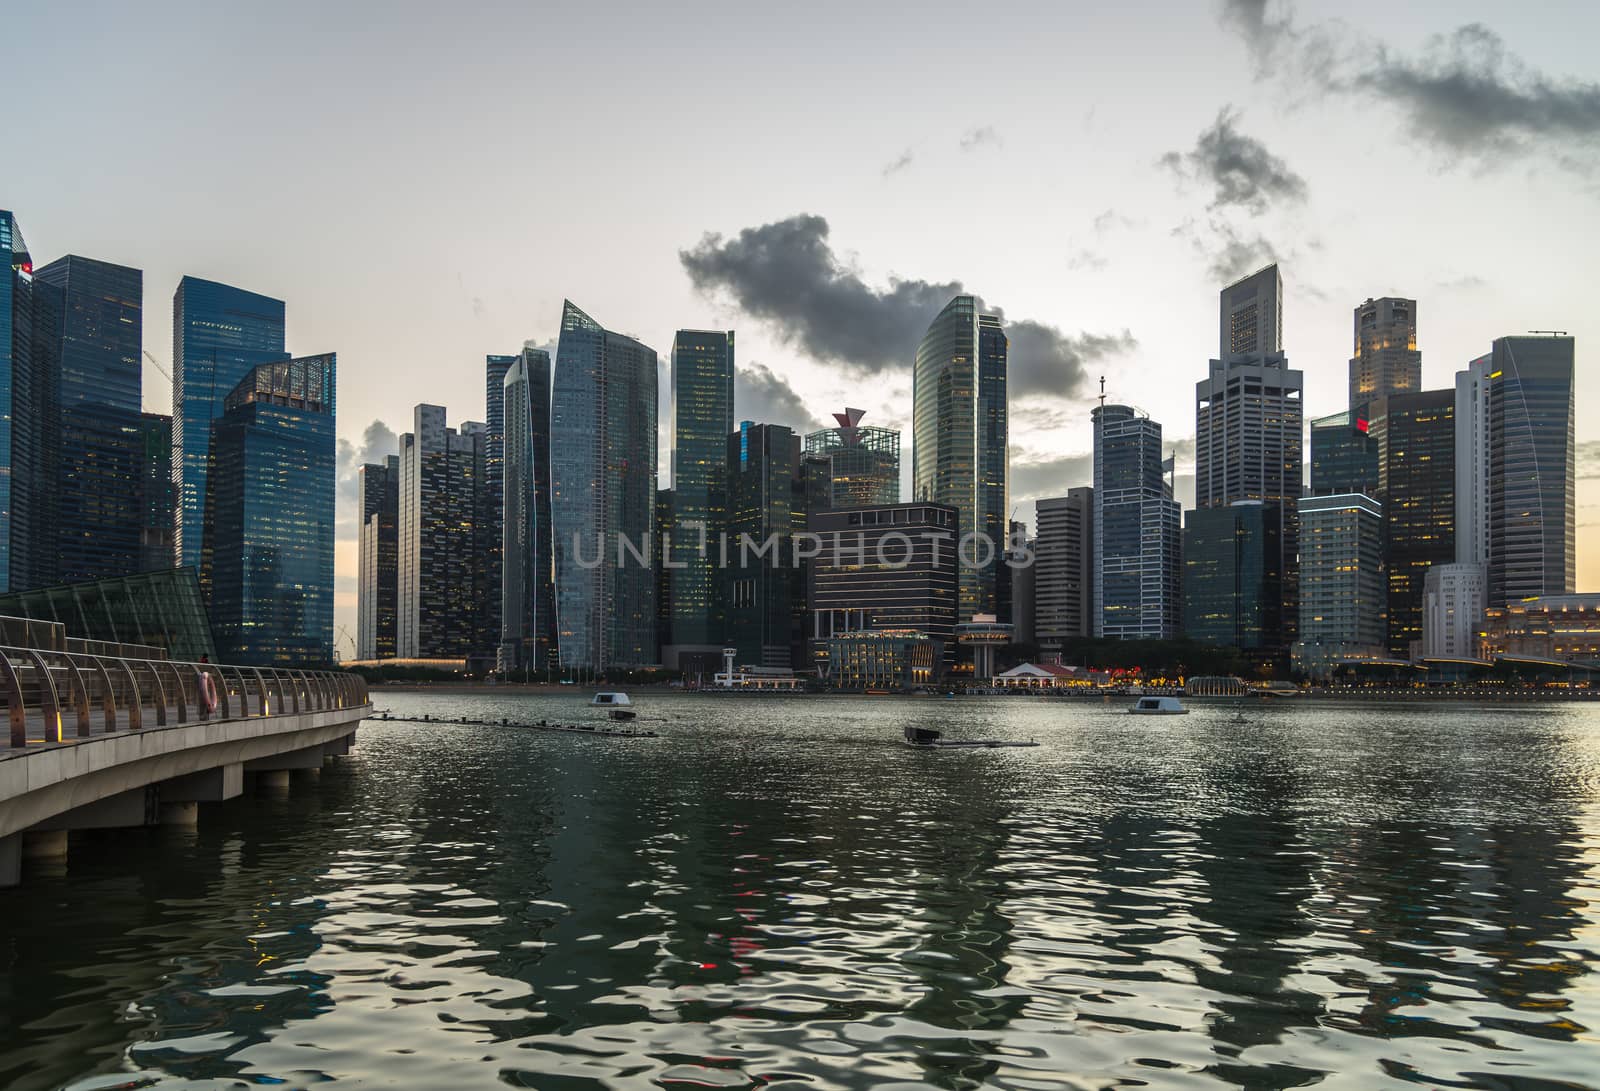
[397,404,489,662]
[1454,353,1493,567]
[482,354,515,667]
[33,256,143,584]
[172,277,288,571]
[807,502,959,673]
[1308,409,1377,496]
[1011,537,1036,647]
[550,301,658,671]
[724,422,805,669]
[201,355,336,666]
[805,408,900,508]
[1093,404,1181,640]
[1367,389,1455,657]
[357,454,399,661]
[500,345,557,674]
[1182,501,1283,650]
[666,329,734,666]
[1422,563,1486,660]
[913,296,1007,623]
[1296,493,1386,672]
[1349,297,1421,409]
[1033,488,1094,646]
[138,412,177,573]
[1487,335,1575,606]
[0,211,44,593]
[1197,264,1302,645]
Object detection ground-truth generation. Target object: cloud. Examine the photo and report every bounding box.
[1092,209,1141,234]
[1578,440,1600,480]
[960,125,1002,151]
[881,149,914,177]
[1067,249,1109,272]
[1010,452,1093,502]
[1176,219,1283,284]
[335,419,399,540]
[735,361,825,433]
[1161,107,1308,213]
[1436,273,1488,292]
[680,213,1135,402]
[1219,0,1298,74]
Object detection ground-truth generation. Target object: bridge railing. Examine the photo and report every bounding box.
[0,647,370,750]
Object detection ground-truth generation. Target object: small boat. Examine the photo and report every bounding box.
[591,691,636,721]
[1129,695,1188,715]
[902,726,1038,749]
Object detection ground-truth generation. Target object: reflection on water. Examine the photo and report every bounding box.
[2,694,1599,1089]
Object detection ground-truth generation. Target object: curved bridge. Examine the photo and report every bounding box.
[0,649,371,886]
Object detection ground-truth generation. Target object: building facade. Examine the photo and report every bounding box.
[1034,489,1094,646]
[1093,405,1181,640]
[139,412,177,573]
[172,276,287,570]
[1182,500,1283,650]
[1487,335,1575,606]
[1455,353,1493,568]
[666,329,735,664]
[1349,297,1421,409]
[550,300,658,671]
[482,353,516,666]
[357,454,399,661]
[912,295,1008,623]
[1422,562,1487,660]
[723,422,805,670]
[500,346,557,673]
[1480,594,1600,663]
[201,355,336,666]
[1,211,46,593]
[805,408,900,508]
[1309,409,1377,497]
[1296,493,1386,662]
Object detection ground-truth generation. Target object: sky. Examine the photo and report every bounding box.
[9,0,1600,657]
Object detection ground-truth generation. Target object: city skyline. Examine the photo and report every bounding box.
[7,2,1599,652]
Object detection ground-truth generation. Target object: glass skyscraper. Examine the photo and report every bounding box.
[1368,389,1456,657]
[1308,409,1377,496]
[912,295,1008,623]
[357,455,399,661]
[1349,297,1421,409]
[724,421,804,669]
[667,329,734,661]
[1182,500,1283,650]
[201,354,336,666]
[172,276,287,570]
[0,211,33,593]
[139,412,177,573]
[804,408,900,508]
[550,301,658,671]
[483,353,515,660]
[33,255,144,585]
[1488,335,1575,605]
[501,345,557,673]
[1093,404,1181,640]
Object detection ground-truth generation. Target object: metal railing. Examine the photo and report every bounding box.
[0,648,370,750]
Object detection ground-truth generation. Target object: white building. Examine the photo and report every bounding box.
[1422,563,1487,660]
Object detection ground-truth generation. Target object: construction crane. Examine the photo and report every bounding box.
[142,349,172,383]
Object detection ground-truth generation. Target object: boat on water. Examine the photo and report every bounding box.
[1129,696,1188,715]
[902,726,1038,749]
[591,692,637,721]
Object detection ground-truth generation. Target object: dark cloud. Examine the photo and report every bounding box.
[1011,453,1093,502]
[680,213,1135,402]
[881,150,914,177]
[335,419,399,539]
[1161,107,1308,213]
[735,361,825,433]
[1176,219,1283,284]
[960,125,1002,151]
[1219,0,1296,74]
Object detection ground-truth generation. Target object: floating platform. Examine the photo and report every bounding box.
[902,738,1039,749]
[369,713,659,739]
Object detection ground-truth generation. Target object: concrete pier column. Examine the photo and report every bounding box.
[256,769,291,792]
[23,829,69,859]
[159,801,199,826]
[0,834,19,887]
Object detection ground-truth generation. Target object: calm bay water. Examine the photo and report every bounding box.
[3,692,1600,1090]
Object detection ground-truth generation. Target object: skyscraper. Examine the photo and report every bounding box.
[0,211,40,593]
[1308,409,1377,496]
[1296,492,1386,674]
[1033,489,1094,646]
[913,295,1007,623]
[1487,334,1576,605]
[397,404,490,661]
[550,301,658,671]
[357,454,399,661]
[1454,353,1493,568]
[1367,389,1455,657]
[805,409,900,508]
[201,355,336,666]
[666,329,734,666]
[172,277,287,570]
[1182,501,1283,650]
[501,345,557,673]
[1197,264,1302,645]
[1349,297,1421,409]
[483,353,515,666]
[139,412,177,573]
[724,421,805,669]
[33,255,144,584]
[1093,404,1181,640]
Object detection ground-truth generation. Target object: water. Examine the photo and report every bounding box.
[3,692,1600,1090]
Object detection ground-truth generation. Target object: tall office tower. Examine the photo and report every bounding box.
[32,256,143,584]
[1011,538,1036,647]
[357,455,399,661]
[172,277,287,571]
[1034,488,1094,646]
[550,301,658,671]
[1296,493,1386,670]
[1367,389,1455,657]
[804,408,900,508]
[1308,409,1377,496]
[1197,264,1302,644]
[138,413,177,572]
[1093,404,1181,640]
[807,502,960,671]
[1182,501,1283,650]
[0,211,44,593]
[1422,563,1486,659]
[913,296,1008,622]
[1349,297,1421,409]
[500,346,557,673]
[654,488,676,666]
[1454,353,1493,566]
[397,405,489,661]
[201,355,336,666]
[666,329,734,667]
[1487,334,1576,605]
[723,422,806,669]
[483,354,515,666]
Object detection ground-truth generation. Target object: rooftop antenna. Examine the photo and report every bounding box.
[1529,330,1568,336]
[1098,375,1106,410]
